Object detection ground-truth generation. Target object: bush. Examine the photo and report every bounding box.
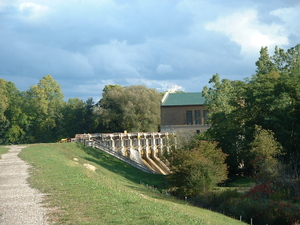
[193,189,241,209]
[190,188,300,225]
[167,135,228,196]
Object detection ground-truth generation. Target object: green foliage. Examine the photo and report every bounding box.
[62,97,97,138]
[98,85,161,132]
[250,125,283,183]
[23,75,65,143]
[0,79,10,144]
[0,146,9,159]
[0,77,161,143]
[193,187,300,225]
[0,79,9,119]
[226,177,254,187]
[0,80,30,144]
[202,74,249,175]
[203,44,300,177]
[167,134,228,196]
[4,82,29,144]
[202,44,300,223]
[222,197,300,225]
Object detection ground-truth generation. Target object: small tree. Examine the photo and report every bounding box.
[250,125,283,184]
[167,134,228,197]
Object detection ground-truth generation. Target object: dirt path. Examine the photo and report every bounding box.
[0,145,48,225]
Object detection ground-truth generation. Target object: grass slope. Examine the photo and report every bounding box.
[0,146,9,159]
[19,143,246,225]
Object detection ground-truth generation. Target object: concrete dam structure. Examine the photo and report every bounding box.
[74,132,173,175]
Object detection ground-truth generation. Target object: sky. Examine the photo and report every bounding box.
[1,0,300,101]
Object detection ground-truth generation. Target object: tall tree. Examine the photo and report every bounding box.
[203,44,300,177]
[61,97,97,138]
[83,98,97,133]
[4,81,29,143]
[0,79,10,144]
[202,74,249,175]
[24,75,64,143]
[250,125,283,184]
[249,45,300,165]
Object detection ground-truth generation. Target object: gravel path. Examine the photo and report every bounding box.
[0,145,48,225]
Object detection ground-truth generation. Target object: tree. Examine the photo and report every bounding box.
[202,44,300,177]
[167,134,228,196]
[97,85,161,132]
[202,74,249,175]
[4,81,29,144]
[83,98,97,133]
[23,75,64,143]
[0,79,10,144]
[248,45,300,168]
[250,125,283,184]
[62,97,97,138]
[61,98,85,138]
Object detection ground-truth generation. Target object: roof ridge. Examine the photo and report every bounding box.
[161,91,170,104]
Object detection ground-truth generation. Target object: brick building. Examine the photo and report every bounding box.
[160,92,209,133]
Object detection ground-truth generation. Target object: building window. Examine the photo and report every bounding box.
[195,110,201,125]
[186,111,193,125]
[204,110,209,124]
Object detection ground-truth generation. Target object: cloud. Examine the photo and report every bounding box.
[164,84,184,93]
[270,6,300,37]
[87,39,148,79]
[18,2,49,19]
[1,0,300,101]
[205,9,289,57]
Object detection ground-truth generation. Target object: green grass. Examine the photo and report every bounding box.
[227,177,254,187]
[0,146,9,159]
[19,143,246,225]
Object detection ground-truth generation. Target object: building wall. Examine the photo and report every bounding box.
[161,105,207,126]
[160,124,209,134]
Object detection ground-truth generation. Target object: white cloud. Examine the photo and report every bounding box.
[109,78,184,93]
[18,2,49,19]
[270,7,300,37]
[164,84,184,93]
[205,9,289,57]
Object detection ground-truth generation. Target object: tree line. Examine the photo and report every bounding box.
[188,44,300,224]
[0,76,161,144]
[160,44,300,225]
[203,44,300,179]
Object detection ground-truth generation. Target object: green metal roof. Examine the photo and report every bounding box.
[161,92,205,106]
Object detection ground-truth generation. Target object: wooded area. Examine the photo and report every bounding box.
[0,76,161,144]
[159,44,300,224]
[203,44,300,179]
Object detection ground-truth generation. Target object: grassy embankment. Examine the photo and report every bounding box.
[0,146,9,159]
[19,143,246,225]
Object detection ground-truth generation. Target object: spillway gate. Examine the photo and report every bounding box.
[74,132,173,175]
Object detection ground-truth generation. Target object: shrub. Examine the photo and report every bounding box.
[191,187,300,225]
[167,136,228,196]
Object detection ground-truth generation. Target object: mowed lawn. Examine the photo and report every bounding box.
[0,146,9,158]
[18,143,246,225]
